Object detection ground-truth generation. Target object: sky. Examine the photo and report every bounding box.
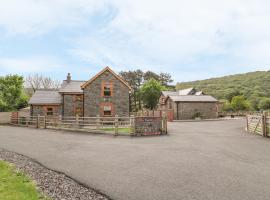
[0,0,270,83]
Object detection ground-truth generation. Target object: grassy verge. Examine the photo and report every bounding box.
[0,160,49,200]
[102,127,131,134]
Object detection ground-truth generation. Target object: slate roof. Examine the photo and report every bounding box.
[59,80,85,93]
[163,88,198,96]
[169,95,218,102]
[29,90,62,105]
[178,88,195,95]
[162,91,178,96]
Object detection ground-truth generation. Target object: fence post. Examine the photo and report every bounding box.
[96,115,101,130]
[246,115,249,133]
[114,115,119,136]
[262,111,267,137]
[162,113,168,134]
[76,115,79,129]
[44,115,47,129]
[266,112,269,137]
[58,115,62,128]
[36,115,40,128]
[130,115,135,136]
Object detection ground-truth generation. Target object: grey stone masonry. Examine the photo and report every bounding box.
[32,105,61,116]
[174,102,217,120]
[63,94,83,116]
[84,70,130,117]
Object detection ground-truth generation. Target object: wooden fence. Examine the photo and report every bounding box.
[10,115,168,136]
[246,112,270,137]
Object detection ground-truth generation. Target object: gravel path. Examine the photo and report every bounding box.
[0,148,109,200]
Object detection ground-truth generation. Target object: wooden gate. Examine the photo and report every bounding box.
[246,112,269,137]
[167,110,174,122]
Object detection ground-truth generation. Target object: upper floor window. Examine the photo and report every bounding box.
[103,82,112,97]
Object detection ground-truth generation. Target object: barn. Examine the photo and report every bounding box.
[158,88,219,121]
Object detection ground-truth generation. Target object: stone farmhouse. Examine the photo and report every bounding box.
[29,67,131,117]
[158,88,219,121]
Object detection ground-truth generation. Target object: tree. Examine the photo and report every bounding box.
[139,79,163,110]
[225,89,242,102]
[258,98,270,110]
[0,75,28,111]
[221,100,233,112]
[25,74,61,92]
[231,95,249,111]
[143,71,160,82]
[159,72,173,86]
[119,70,144,111]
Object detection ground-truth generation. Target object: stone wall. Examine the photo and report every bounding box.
[134,117,166,136]
[63,94,83,116]
[174,102,218,120]
[32,105,61,116]
[0,112,12,124]
[84,70,130,117]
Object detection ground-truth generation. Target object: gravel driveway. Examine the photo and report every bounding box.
[1,119,270,200]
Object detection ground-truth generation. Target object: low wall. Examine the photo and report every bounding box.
[134,117,167,136]
[0,112,12,124]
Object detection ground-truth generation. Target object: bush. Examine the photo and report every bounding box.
[231,95,249,111]
[259,98,270,110]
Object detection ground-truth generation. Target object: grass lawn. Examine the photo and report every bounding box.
[0,160,49,200]
[102,127,131,134]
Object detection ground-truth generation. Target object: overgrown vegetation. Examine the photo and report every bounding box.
[176,71,270,111]
[0,75,28,112]
[0,160,49,200]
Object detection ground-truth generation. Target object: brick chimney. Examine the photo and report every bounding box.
[67,73,71,83]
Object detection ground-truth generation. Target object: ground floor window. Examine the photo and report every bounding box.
[103,105,112,116]
[75,107,83,116]
[46,107,53,116]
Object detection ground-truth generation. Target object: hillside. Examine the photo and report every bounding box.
[176,70,270,106]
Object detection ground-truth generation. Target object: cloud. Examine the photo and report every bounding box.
[0,0,107,36]
[0,0,270,81]
[0,56,65,75]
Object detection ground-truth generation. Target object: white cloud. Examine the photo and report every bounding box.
[0,0,270,81]
[0,0,107,36]
[0,56,65,74]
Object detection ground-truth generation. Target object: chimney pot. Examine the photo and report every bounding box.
[67,73,71,83]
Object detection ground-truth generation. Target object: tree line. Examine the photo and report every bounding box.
[176,70,270,111]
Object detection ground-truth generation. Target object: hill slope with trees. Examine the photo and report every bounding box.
[176,70,270,111]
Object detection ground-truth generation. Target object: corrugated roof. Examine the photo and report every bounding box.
[29,90,62,105]
[169,95,218,102]
[59,80,85,93]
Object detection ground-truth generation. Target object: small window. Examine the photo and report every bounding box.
[103,83,112,97]
[103,105,112,116]
[161,97,165,104]
[46,107,53,116]
[75,108,82,116]
[75,95,82,101]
